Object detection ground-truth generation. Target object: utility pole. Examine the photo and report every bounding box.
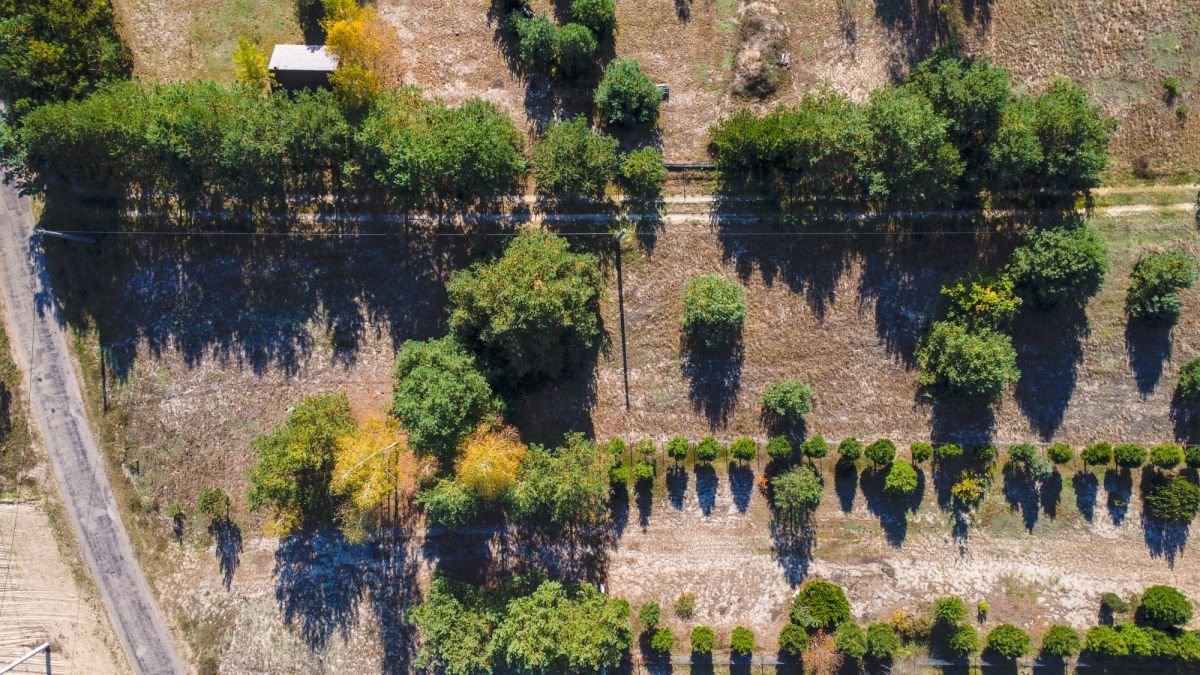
[614,229,630,410]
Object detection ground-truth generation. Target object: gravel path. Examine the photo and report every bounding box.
[0,185,184,675]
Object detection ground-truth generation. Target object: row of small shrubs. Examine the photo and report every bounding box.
[531,117,665,201]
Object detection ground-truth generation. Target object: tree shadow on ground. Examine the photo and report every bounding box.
[209,519,244,590]
[681,342,744,430]
[928,396,996,448]
[1140,469,1191,567]
[368,525,422,674]
[508,368,599,448]
[295,0,325,42]
[610,489,630,538]
[1002,464,1040,532]
[695,464,718,515]
[1171,390,1200,444]
[860,465,925,546]
[42,214,479,380]
[729,463,754,513]
[1073,470,1098,522]
[1104,469,1133,526]
[636,479,654,530]
[770,520,813,587]
[1012,302,1087,439]
[667,465,689,510]
[1041,470,1063,520]
[835,463,858,513]
[422,522,615,588]
[274,531,371,651]
[1125,321,1174,397]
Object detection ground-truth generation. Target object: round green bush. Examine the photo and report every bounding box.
[915,320,1019,400]
[1140,585,1194,629]
[554,22,597,79]
[934,443,964,463]
[1084,625,1128,658]
[986,624,1031,660]
[570,0,615,32]
[772,466,823,519]
[635,438,656,458]
[1082,442,1113,467]
[417,479,479,526]
[1041,625,1081,659]
[801,435,829,459]
[731,626,755,656]
[835,623,867,660]
[1179,358,1200,401]
[932,596,967,626]
[948,624,980,656]
[1101,592,1131,615]
[793,580,851,631]
[1127,251,1197,323]
[608,438,627,456]
[595,58,661,128]
[1187,446,1200,469]
[838,437,863,462]
[766,436,793,462]
[690,626,715,654]
[729,437,758,462]
[1047,442,1074,465]
[1114,443,1147,469]
[695,436,721,463]
[530,116,619,202]
[866,439,897,467]
[884,461,919,496]
[682,274,747,352]
[511,13,557,70]
[666,437,690,462]
[650,627,674,653]
[608,464,629,486]
[974,442,998,464]
[1145,477,1200,522]
[866,622,901,659]
[1008,443,1037,465]
[779,623,808,658]
[761,379,814,423]
[618,147,665,198]
[1152,443,1186,470]
[633,460,655,483]
[639,601,661,628]
[911,442,934,463]
[1007,223,1110,309]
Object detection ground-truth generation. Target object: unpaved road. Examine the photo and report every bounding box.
[0,185,184,675]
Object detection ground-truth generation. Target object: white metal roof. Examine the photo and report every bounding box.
[268,45,338,72]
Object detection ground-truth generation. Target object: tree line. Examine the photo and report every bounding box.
[709,47,1117,208]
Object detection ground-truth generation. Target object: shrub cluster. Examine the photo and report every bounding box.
[510,12,597,79]
[916,320,1019,400]
[1007,222,1110,309]
[595,58,661,128]
[942,274,1021,329]
[682,274,747,352]
[772,465,822,521]
[1127,251,1197,323]
[1179,358,1200,402]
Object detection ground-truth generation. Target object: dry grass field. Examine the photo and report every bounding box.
[44,201,1200,670]
[110,0,1200,177]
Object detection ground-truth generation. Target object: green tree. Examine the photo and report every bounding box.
[761,379,814,424]
[408,575,497,675]
[1179,358,1200,401]
[793,579,851,631]
[247,393,353,535]
[859,85,964,205]
[1041,625,1081,659]
[493,580,631,673]
[695,436,721,463]
[618,146,666,199]
[866,622,901,659]
[916,320,1019,400]
[682,274,747,352]
[729,437,758,462]
[1113,444,1147,470]
[948,624,980,656]
[1082,442,1113,467]
[511,13,558,70]
[666,437,690,463]
[509,434,611,526]
[233,36,274,93]
[911,442,934,463]
[884,461,919,496]
[835,623,867,660]
[772,465,823,521]
[986,624,1031,660]
[639,601,661,629]
[941,274,1021,329]
[595,58,661,128]
[1084,625,1128,658]
[932,596,966,626]
[1007,223,1110,309]
[1151,444,1185,471]
[800,435,829,460]
[1144,476,1200,522]
[731,626,755,656]
[690,626,715,654]
[392,336,499,461]
[198,487,232,523]
[1127,251,1197,323]
[865,439,897,468]
[1139,585,1193,629]
[417,479,480,526]
[448,230,604,382]
[1029,78,1117,195]
[649,627,674,653]
[555,23,596,79]
[779,624,808,658]
[1047,442,1074,465]
[838,437,863,463]
[531,116,619,201]
[570,0,615,33]
[767,436,794,462]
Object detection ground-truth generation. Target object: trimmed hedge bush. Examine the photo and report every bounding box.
[835,623,868,660]
[986,624,1031,660]
[1041,625,1081,659]
[682,274,747,352]
[767,436,793,462]
[800,435,829,459]
[666,437,690,462]
[690,626,715,654]
[1139,585,1193,629]
[793,580,851,631]
[730,437,758,462]
[911,442,934,463]
[838,437,863,463]
[555,23,598,79]
[695,436,721,463]
[1151,443,1185,470]
[1047,442,1074,464]
[761,379,814,423]
[866,439,897,468]
[633,460,655,482]
[1113,444,1147,469]
[635,438,656,458]
[731,626,755,656]
[1082,442,1113,467]
[866,623,901,659]
[884,461,919,496]
[934,443,964,463]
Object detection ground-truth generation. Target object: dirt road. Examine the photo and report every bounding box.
[0,185,184,675]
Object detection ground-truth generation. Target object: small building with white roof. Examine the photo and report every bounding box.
[268,45,338,90]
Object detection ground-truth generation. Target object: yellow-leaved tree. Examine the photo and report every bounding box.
[321,0,397,107]
[456,425,528,502]
[331,417,422,541]
[232,36,274,94]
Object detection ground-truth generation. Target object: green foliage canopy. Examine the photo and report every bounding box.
[392,336,498,461]
[595,58,661,128]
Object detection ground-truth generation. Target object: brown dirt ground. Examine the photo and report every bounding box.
[109,0,1200,176]
[51,205,1200,669]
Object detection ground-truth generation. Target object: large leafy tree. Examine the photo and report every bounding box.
[1028,78,1117,195]
[530,116,619,201]
[392,336,499,462]
[1006,222,1110,308]
[916,320,1019,400]
[859,86,964,205]
[493,581,631,673]
[594,58,661,128]
[0,0,131,119]
[330,417,418,541]
[455,425,528,502]
[508,433,610,526]
[448,230,604,382]
[247,393,354,535]
[409,576,500,675]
